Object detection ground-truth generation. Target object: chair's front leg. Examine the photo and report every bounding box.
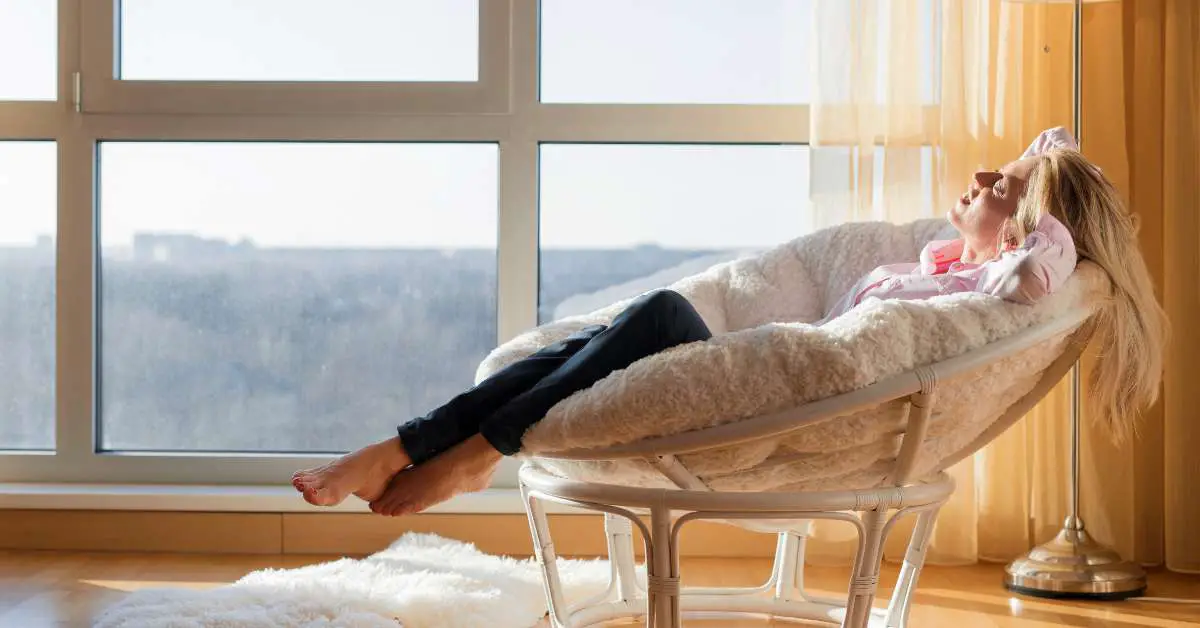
[843,509,887,628]
[884,507,940,628]
[646,503,680,628]
[522,484,570,628]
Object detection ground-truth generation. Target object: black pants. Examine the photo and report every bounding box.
[396,289,712,465]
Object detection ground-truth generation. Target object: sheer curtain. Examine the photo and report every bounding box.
[803,0,1199,571]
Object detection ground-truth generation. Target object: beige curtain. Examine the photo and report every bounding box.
[805,0,1199,572]
[1110,0,1200,573]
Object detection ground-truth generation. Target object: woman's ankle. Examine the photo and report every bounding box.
[378,436,413,474]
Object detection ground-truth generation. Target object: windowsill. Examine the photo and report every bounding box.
[0,483,575,514]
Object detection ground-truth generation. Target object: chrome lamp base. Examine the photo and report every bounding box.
[1004,520,1147,600]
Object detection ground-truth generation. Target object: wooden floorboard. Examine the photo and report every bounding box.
[1,549,1197,627]
[0,510,780,558]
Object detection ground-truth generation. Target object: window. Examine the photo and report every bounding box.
[0,142,56,450]
[98,143,498,453]
[541,0,814,104]
[0,0,56,100]
[539,144,811,322]
[119,0,478,82]
[0,1,938,489]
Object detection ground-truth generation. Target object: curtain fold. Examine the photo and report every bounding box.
[1155,0,1199,573]
[805,0,1198,572]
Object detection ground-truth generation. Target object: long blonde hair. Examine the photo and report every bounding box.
[1006,149,1166,439]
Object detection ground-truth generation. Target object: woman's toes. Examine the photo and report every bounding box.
[379,495,400,516]
[387,493,410,516]
[301,487,322,506]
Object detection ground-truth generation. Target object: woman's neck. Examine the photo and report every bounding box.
[960,240,998,264]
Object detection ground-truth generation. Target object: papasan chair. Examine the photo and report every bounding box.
[476,217,1106,628]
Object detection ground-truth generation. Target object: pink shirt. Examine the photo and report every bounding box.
[817,213,1077,325]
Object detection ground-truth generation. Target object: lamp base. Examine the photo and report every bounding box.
[1004,525,1146,600]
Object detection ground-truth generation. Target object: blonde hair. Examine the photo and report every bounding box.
[1005,149,1166,440]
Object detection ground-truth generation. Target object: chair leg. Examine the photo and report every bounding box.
[646,504,679,628]
[772,532,802,601]
[843,509,887,628]
[784,521,820,603]
[522,485,570,628]
[604,513,640,602]
[884,507,939,628]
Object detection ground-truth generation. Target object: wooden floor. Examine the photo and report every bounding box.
[2,549,1197,627]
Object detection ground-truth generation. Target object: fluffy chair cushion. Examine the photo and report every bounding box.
[478,219,1107,492]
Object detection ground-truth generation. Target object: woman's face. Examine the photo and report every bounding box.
[950,156,1039,246]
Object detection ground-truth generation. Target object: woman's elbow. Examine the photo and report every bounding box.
[989,262,1054,304]
[1005,266,1055,304]
[1010,278,1050,304]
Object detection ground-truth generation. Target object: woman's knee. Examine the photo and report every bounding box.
[639,289,689,312]
[638,290,709,338]
[617,289,683,328]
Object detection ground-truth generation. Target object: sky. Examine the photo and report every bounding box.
[0,0,935,250]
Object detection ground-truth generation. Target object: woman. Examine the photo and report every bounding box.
[292,128,1165,516]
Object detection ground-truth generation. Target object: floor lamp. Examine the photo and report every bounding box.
[1001,0,1147,600]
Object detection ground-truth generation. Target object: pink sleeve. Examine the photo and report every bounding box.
[845,268,977,310]
[1021,126,1080,159]
[976,214,1078,304]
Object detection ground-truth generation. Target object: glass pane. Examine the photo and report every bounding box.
[99,143,498,453]
[539,144,811,322]
[0,142,56,450]
[541,0,813,104]
[119,0,478,82]
[0,0,56,100]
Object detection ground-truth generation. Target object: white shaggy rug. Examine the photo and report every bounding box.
[94,534,617,628]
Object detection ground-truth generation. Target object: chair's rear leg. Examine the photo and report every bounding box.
[785,521,825,604]
[604,513,640,602]
[772,532,802,601]
[884,507,939,628]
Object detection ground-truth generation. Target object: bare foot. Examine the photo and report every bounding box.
[368,434,502,516]
[291,436,412,507]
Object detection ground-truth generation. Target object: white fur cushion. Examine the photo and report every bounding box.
[478,219,1106,492]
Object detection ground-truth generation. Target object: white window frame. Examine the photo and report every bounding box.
[0,0,811,491]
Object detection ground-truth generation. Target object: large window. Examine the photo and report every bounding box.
[0,142,56,450]
[0,0,936,488]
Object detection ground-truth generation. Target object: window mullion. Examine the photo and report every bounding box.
[527,105,812,143]
[496,139,539,346]
[50,0,93,475]
[0,103,60,138]
[495,0,541,345]
[54,131,95,470]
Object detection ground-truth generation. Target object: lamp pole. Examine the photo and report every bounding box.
[1003,0,1146,600]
